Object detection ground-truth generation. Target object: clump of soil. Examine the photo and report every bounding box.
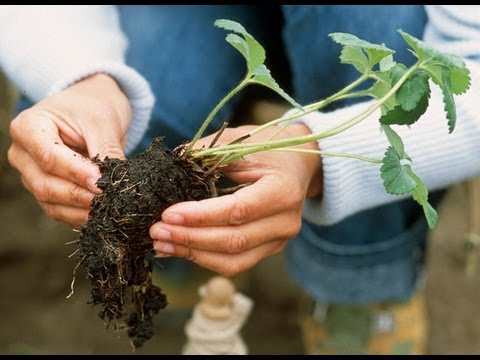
[74,137,219,349]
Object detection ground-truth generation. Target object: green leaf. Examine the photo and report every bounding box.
[367,64,406,114]
[423,65,456,132]
[379,54,396,72]
[381,124,405,159]
[406,167,438,229]
[380,146,417,195]
[380,91,429,126]
[390,63,408,84]
[396,70,430,111]
[397,30,424,60]
[339,45,370,73]
[214,19,249,37]
[251,65,303,109]
[245,37,266,73]
[425,61,470,96]
[369,74,397,114]
[398,29,471,97]
[438,68,457,133]
[329,32,395,69]
[425,51,470,95]
[215,19,265,73]
[450,66,471,95]
[224,33,249,60]
[381,147,438,228]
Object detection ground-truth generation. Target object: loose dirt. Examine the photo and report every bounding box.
[77,137,215,348]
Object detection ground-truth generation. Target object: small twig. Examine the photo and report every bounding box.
[208,121,229,148]
[120,180,145,193]
[207,178,218,198]
[68,248,79,258]
[66,258,83,299]
[65,239,79,245]
[110,164,122,183]
[203,154,229,179]
[217,182,251,194]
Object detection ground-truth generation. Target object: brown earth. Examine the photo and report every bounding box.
[76,138,217,349]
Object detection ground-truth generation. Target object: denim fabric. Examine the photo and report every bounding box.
[119,5,444,303]
[281,5,428,106]
[118,5,283,153]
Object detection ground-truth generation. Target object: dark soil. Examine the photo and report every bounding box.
[76,138,216,349]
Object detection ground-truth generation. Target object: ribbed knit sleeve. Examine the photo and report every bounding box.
[290,5,480,226]
[0,5,154,155]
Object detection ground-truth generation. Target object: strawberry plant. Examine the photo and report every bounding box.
[74,19,471,348]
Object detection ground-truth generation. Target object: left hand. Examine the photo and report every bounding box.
[150,123,322,276]
[7,73,131,228]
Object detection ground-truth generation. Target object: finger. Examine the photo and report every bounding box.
[150,212,301,254]
[85,127,127,161]
[21,173,94,210]
[9,121,102,193]
[38,202,90,228]
[161,175,302,227]
[153,239,286,277]
[10,145,95,209]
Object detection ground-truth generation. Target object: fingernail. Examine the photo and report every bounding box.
[154,241,174,254]
[87,177,101,194]
[163,212,184,224]
[153,228,171,241]
[154,253,172,258]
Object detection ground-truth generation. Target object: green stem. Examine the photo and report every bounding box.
[194,62,419,162]
[215,148,381,167]
[314,63,419,139]
[268,148,381,163]
[247,72,371,138]
[183,76,250,156]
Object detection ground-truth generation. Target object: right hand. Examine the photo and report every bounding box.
[8,73,131,228]
[150,123,323,276]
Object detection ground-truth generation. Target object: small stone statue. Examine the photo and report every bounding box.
[182,275,254,355]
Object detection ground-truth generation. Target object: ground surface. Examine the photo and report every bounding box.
[1,157,480,355]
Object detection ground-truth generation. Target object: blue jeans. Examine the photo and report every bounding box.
[117,5,444,304]
[118,4,284,153]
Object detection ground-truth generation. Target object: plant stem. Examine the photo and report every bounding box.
[270,148,382,163]
[193,62,420,162]
[311,62,419,139]
[247,72,371,138]
[183,76,250,156]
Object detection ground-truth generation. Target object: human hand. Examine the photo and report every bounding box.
[8,73,131,228]
[150,123,323,276]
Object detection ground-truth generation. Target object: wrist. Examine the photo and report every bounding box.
[285,123,323,199]
[73,72,132,127]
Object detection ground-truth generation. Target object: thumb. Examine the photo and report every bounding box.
[86,130,127,161]
[82,130,126,194]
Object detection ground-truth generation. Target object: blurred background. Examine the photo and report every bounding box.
[1,71,480,355]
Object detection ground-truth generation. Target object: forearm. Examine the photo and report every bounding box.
[0,5,154,154]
